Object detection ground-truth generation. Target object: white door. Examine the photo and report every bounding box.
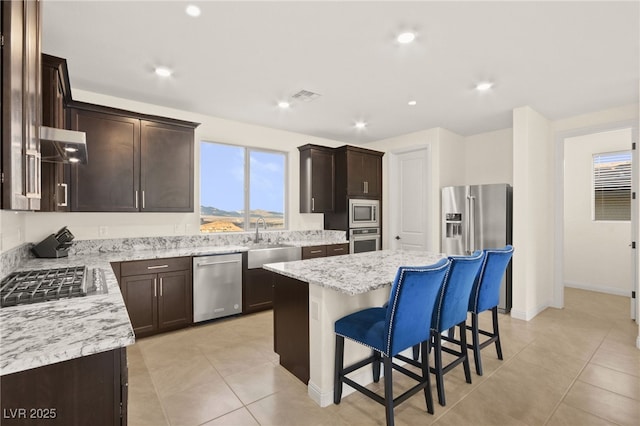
[390,148,430,251]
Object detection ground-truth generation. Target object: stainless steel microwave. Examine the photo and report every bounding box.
[349,199,379,228]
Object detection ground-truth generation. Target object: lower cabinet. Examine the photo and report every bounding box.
[302,243,350,260]
[273,275,309,384]
[243,267,276,314]
[326,243,349,257]
[119,257,192,338]
[0,348,128,426]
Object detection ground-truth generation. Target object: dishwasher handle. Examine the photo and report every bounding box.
[196,259,241,267]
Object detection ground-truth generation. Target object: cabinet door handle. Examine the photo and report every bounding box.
[147,265,169,270]
[142,190,146,209]
[57,183,68,207]
[197,260,241,267]
[25,150,41,199]
[310,250,323,254]
[159,278,163,297]
[333,248,344,252]
[311,197,315,212]
[364,181,369,194]
[135,190,139,209]
[153,278,157,297]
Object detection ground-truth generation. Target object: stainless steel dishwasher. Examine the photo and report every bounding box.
[193,253,242,322]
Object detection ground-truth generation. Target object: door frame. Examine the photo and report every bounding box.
[553,119,638,323]
[388,145,433,252]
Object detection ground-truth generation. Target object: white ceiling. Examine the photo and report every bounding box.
[42,1,639,144]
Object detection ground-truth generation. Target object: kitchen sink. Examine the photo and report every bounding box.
[247,244,301,269]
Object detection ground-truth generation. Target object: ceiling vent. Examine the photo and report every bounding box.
[291,89,321,102]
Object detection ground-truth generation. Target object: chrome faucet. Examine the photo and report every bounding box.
[254,216,266,243]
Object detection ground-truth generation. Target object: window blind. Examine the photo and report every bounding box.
[593,151,632,221]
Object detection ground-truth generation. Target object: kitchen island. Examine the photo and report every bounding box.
[263,249,444,407]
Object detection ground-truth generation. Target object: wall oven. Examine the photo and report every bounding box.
[349,199,379,228]
[349,228,380,253]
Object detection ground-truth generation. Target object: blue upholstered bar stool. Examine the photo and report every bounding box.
[429,250,484,406]
[467,245,514,376]
[334,258,450,426]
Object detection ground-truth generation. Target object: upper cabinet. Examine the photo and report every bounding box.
[334,145,383,210]
[68,102,198,212]
[69,106,140,212]
[298,144,334,213]
[140,120,194,212]
[1,0,42,211]
[40,54,72,211]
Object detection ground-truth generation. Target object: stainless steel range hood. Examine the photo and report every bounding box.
[39,126,88,164]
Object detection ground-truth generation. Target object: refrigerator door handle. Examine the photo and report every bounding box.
[465,195,470,254]
[469,195,476,253]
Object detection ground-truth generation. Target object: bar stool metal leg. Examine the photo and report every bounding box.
[492,307,503,360]
[334,335,344,404]
[383,356,395,426]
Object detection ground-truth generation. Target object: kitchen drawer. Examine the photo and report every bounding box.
[302,245,327,259]
[326,243,349,256]
[121,256,191,277]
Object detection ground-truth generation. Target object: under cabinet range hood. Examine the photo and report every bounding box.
[39,126,88,164]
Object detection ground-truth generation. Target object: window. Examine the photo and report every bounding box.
[593,151,632,221]
[200,142,287,233]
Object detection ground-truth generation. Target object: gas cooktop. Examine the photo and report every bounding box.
[0,266,88,308]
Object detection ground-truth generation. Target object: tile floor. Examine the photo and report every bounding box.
[127,288,639,426]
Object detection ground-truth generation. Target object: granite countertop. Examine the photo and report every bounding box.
[1,237,346,376]
[263,249,445,295]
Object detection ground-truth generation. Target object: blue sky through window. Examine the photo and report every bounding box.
[200,141,286,232]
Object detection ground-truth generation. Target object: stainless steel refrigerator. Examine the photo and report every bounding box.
[441,184,513,312]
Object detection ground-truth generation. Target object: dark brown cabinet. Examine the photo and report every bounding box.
[0,348,127,426]
[302,243,349,259]
[70,108,140,211]
[67,102,198,212]
[243,267,276,314]
[336,145,383,199]
[302,245,326,259]
[298,144,334,213]
[1,0,42,211]
[273,274,309,384]
[326,243,350,256]
[40,54,72,212]
[119,257,192,337]
[140,120,194,212]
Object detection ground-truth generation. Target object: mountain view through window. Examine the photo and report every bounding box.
[200,142,286,232]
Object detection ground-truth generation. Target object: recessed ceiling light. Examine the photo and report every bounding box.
[355,121,367,129]
[68,157,80,163]
[278,101,290,109]
[63,146,78,152]
[408,100,417,106]
[397,32,416,44]
[155,66,172,77]
[476,81,493,91]
[186,5,201,17]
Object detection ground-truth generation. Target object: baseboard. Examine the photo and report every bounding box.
[510,303,548,321]
[308,365,384,407]
[564,281,630,297]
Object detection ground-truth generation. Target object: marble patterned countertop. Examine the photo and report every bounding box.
[263,249,445,295]
[0,232,347,376]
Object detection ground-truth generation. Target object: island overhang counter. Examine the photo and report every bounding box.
[263,249,445,407]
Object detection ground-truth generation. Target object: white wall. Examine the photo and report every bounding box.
[365,127,465,251]
[3,89,348,250]
[563,129,632,296]
[512,106,554,320]
[464,128,513,185]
